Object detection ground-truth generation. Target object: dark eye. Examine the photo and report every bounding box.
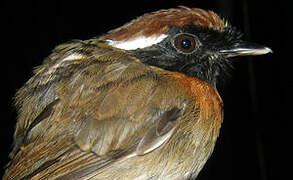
[174,33,199,54]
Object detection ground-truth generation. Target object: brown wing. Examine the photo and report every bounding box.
[4,40,188,180]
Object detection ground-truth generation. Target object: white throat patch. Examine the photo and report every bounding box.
[106,34,168,50]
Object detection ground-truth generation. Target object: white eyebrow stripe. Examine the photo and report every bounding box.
[106,34,168,50]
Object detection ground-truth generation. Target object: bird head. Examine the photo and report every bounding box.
[102,6,272,87]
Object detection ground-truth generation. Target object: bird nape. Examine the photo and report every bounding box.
[3,6,271,180]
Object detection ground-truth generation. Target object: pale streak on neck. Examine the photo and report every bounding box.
[106,34,168,50]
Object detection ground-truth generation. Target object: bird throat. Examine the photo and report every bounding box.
[129,46,231,88]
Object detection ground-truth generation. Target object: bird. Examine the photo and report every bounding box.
[3,6,272,180]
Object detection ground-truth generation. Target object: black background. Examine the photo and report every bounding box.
[1,0,288,179]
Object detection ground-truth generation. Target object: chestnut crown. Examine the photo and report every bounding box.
[102,6,272,87]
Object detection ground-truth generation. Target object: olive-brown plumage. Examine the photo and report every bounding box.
[3,7,271,180]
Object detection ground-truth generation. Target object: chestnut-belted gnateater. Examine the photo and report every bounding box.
[3,6,272,180]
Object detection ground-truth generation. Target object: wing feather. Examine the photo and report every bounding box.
[4,41,188,180]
